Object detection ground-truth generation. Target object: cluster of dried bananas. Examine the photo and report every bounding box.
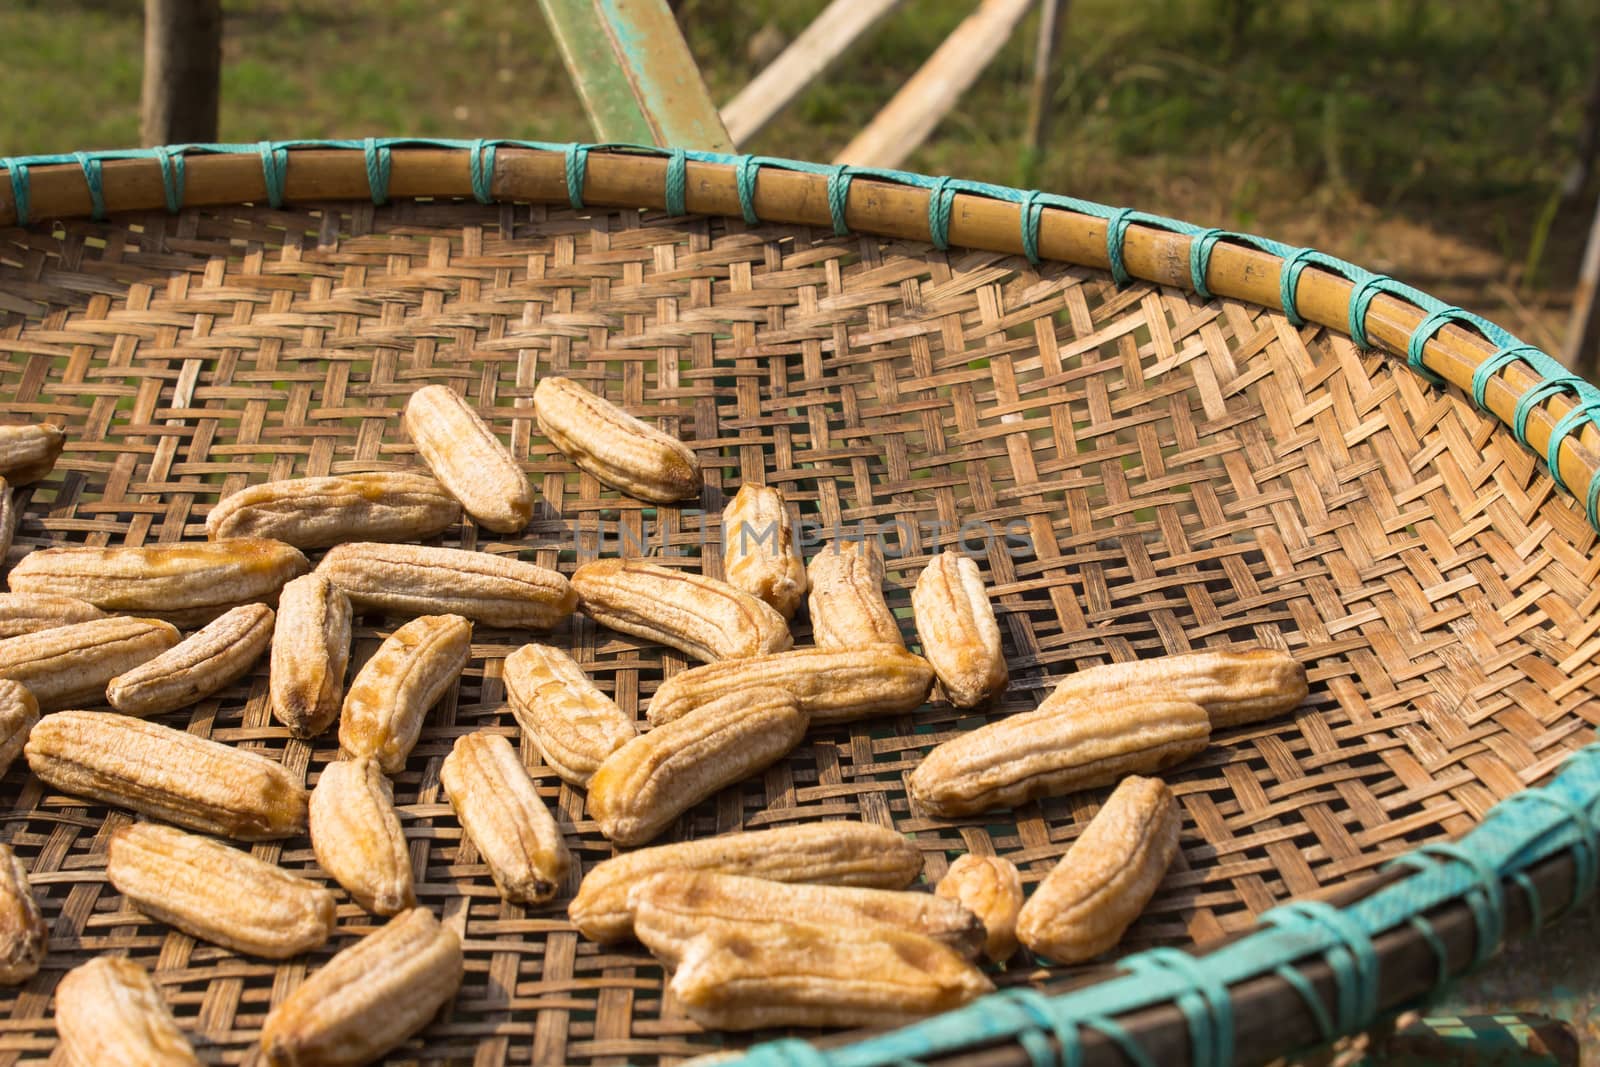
[0,377,1312,1062]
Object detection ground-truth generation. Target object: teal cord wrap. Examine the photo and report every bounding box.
[927,176,956,251]
[73,152,105,221]
[151,145,185,213]
[363,137,391,205]
[1512,871,1543,930]
[1407,916,1452,994]
[1344,273,1388,351]
[1271,964,1336,1041]
[1105,206,1135,287]
[1278,247,1319,326]
[1388,842,1505,969]
[564,143,588,209]
[4,161,28,226]
[665,147,688,216]
[471,140,497,204]
[735,155,761,225]
[1500,788,1600,914]
[1545,396,1600,492]
[1589,466,1600,529]
[826,166,854,236]
[1260,902,1378,1035]
[258,141,287,208]
[1123,949,1233,1067]
[1472,343,1542,408]
[1188,228,1228,301]
[1513,379,1582,447]
[1019,189,1046,265]
[1406,307,1476,383]
[996,989,1081,1067]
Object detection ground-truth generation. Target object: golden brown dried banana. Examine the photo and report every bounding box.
[533,375,701,502]
[0,843,46,984]
[722,484,806,618]
[309,757,414,916]
[0,592,106,640]
[646,645,933,727]
[569,820,924,942]
[269,574,353,738]
[317,542,575,629]
[912,551,1007,707]
[935,854,1023,961]
[207,470,462,549]
[501,643,634,787]
[106,603,274,717]
[440,731,570,905]
[0,678,38,779]
[259,907,463,1067]
[340,614,471,774]
[1039,648,1308,728]
[586,687,806,847]
[54,956,199,1066]
[107,822,336,959]
[0,423,65,485]
[571,557,791,663]
[25,711,308,840]
[1015,775,1180,962]
[8,538,309,626]
[0,616,180,711]
[906,693,1210,817]
[403,384,535,533]
[806,539,904,649]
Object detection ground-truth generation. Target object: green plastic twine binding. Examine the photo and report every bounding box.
[735,155,762,225]
[1406,307,1477,386]
[1513,379,1584,449]
[1105,206,1135,287]
[826,166,854,236]
[72,152,105,221]
[998,989,1082,1067]
[1500,789,1600,919]
[665,147,687,216]
[1124,949,1233,1067]
[927,176,956,251]
[1407,915,1453,995]
[1545,396,1600,493]
[257,141,287,209]
[563,143,588,210]
[151,145,185,213]
[1471,343,1542,408]
[5,162,28,227]
[1278,247,1319,326]
[1019,189,1045,265]
[1188,228,1227,301]
[362,138,391,205]
[1345,273,1391,352]
[1388,842,1505,970]
[1261,901,1379,1036]
[470,140,497,205]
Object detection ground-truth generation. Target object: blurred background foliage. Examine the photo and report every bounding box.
[1,0,1596,345]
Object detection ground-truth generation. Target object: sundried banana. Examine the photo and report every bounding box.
[501,643,634,787]
[0,479,14,569]
[25,711,308,840]
[912,551,1007,707]
[668,918,993,1031]
[646,645,933,727]
[309,758,414,916]
[0,592,106,640]
[107,822,336,959]
[269,574,353,738]
[54,956,199,1066]
[907,693,1210,817]
[569,821,924,942]
[403,385,535,533]
[631,870,984,962]
[1040,648,1308,728]
[587,687,806,847]
[722,484,806,618]
[0,616,180,711]
[340,614,471,774]
[207,470,462,549]
[935,854,1023,962]
[0,679,38,779]
[1016,775,1180,962]
[0,843,46,984]
[106,603,275,717]
[318,542,575,629]
[572,558,791,663]
[259,907,463,1067]
[8,538,309,627]
[440,731,570,905]
[533,375,701,502]
[0,423,65,485]
[806,539,904,649]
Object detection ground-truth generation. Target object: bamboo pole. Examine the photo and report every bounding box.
[140,0,223,146]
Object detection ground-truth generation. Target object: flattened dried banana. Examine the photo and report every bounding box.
[572,557,791,663]
[806,539,904,649]
[501,643,634,787]
[646,645,933,727]
[935,854,1023,961]
[912,551,1007,707]
[54,956,199,1066]
[722,484,806,618]
[0,616,180,711]
[1040,648,1308,728]
[440,731,570,905]
[534,375,700,502]
[0,423,65,485]
[318,542,575,629]
[107,603,274,717]
[269,574,353,739]
[0,843,46,984]
[0,593,106,640]
[309,758,414,916]
[340,614,471,774]
[403,385,535,533]
[0,679,38,779]
[207,471,461,549]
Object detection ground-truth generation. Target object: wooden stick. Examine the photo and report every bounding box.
[1020,0,1068,182]
[139,0,222,145]
[1564,193,1600,377]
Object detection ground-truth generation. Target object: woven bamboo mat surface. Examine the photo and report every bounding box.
[1,196,1598,1065]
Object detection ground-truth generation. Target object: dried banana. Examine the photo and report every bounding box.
[586,687,806,847]
[533,375,701,502]
[912,551,1007,707]
[906,693,1210,817]
[0,616,180,711]
[0,843,46,984]
[309,758,414,916]
[259,907,463,1067]
[207,470,461,549]
[0,678,38,778]
[668,918,993,1031]
[1040,648,1308,728]
[107,822,336,959]
[569,821,924,943]
[806,539,904,649]
[1015,775,1180,962]
[0,423,65,485]
[318,542,575,629]
[25,711,308,840]
[440,731,570,905]
[269,574,353,739]
[0,592,106,640]
[107,603,275,717]
[8,538,309,627]
[646,645,933,727]
[403,384,535,533]
[631,870,984,962]
[0,479,14,569]
[722,484,806,618]
[571,557,791,663]
[935,854,1023,961]
[340,614,471,774]
[54,956,199,1066]
[501,643,634,787]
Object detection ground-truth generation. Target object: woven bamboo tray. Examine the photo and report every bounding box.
[0,140,1598,1067]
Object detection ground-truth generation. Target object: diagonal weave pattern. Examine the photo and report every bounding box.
[0,196,1597,1065]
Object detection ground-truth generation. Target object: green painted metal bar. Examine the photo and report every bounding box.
[536,0,734,151]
